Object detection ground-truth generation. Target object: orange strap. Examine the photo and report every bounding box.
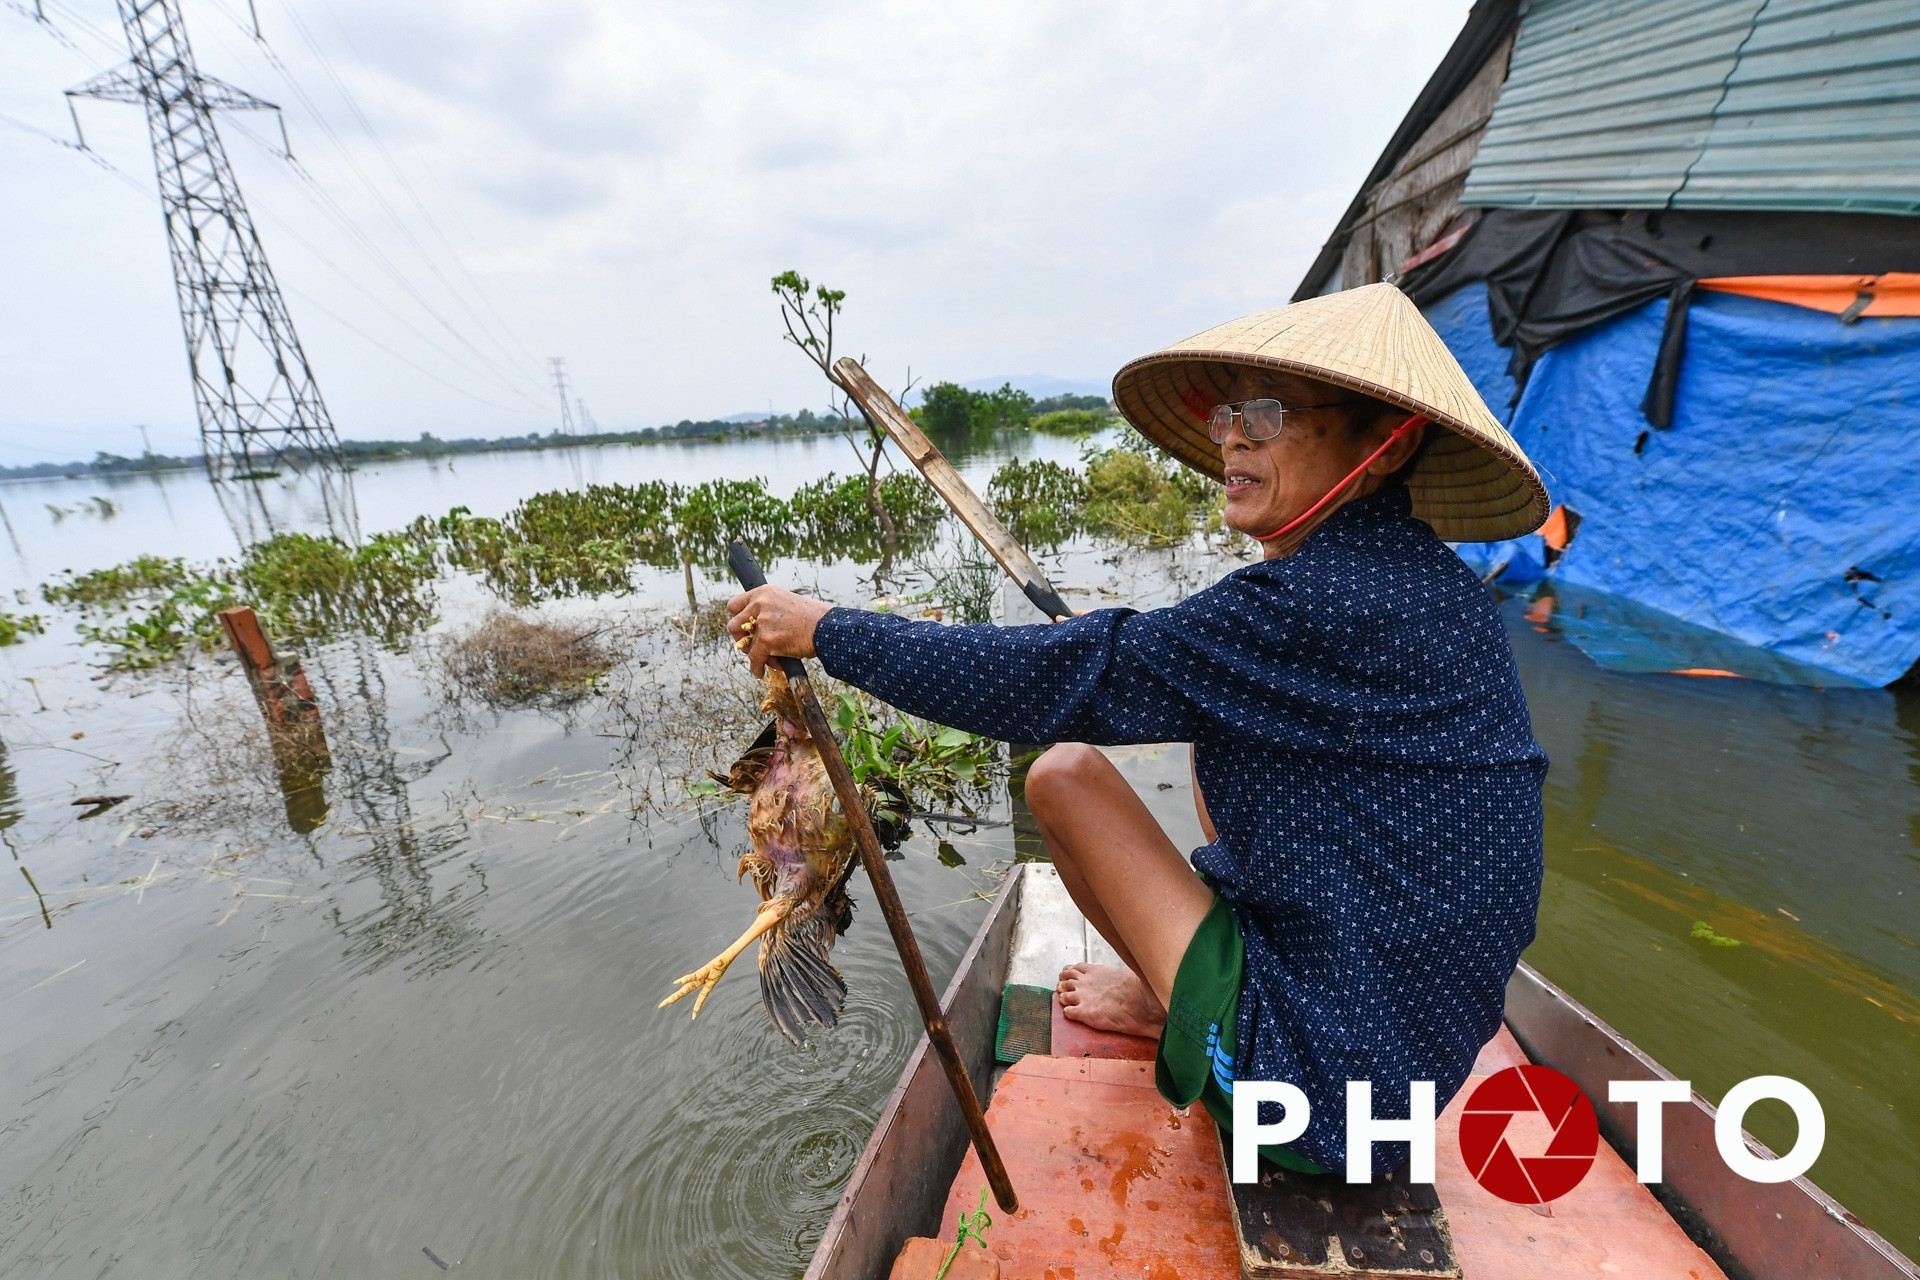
[1696,273,1920,318]
[1253,416,1424,543]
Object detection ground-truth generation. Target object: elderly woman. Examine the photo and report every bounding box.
[728,284,1550,1174]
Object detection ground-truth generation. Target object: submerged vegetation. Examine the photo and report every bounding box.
[988,428,1222,550]
[1030,407,1114,436]
[44,555,238,667]
[35,426,1219,670]
[917,543,1004,625]
[0,609,45,646]
[43,531,439,668]
[1080,433,1219,547]
[242,531,440,646]
[441,612,619,707]
[989,458,1087,549]
[435,472,948,606]
[831,690,1004,820]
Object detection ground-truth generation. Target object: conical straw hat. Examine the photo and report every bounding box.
[1111,283,1549,543]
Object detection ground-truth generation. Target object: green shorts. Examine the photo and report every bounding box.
[1153,892,1328,1176]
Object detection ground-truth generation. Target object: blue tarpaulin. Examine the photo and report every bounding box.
[1431,281,1920,686]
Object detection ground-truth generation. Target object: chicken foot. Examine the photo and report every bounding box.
[658,898,794,1018]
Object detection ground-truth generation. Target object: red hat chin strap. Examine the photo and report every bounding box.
[1252,415,1425,543]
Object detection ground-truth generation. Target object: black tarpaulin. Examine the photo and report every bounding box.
[1401,208,1920,422]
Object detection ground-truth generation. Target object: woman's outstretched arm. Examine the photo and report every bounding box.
[727,583,1212,747]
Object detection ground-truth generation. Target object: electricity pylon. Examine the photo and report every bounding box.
[548,357,577,434]
[68,0,344,484]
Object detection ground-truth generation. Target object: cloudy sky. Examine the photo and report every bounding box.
[0,0,1470,463]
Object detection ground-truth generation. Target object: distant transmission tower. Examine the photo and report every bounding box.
[549,357,576,434]
[68,0,342,479]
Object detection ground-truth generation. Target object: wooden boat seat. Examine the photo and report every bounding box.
[1429,1026,1729,1280]
[955,864,1730,1278]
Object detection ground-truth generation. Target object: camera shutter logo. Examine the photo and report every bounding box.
[1459,1066,1600,1204]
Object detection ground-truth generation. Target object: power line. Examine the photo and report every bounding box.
[205,0,548,393]
[0,108,153,199]
[283,282,546,414]
[219,114,547,407]
[16,0,554,429]
[220,117,548,407]
[7,105,534,415]
[293,0,545,379]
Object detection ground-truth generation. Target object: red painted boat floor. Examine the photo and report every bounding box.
[1436,1028,1727,1280]
[942,1055,1240,1278]
[1049,992,1159,1061]
[941,1024,1728,1279]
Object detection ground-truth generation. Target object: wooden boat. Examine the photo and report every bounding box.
[806,861,1920,1280]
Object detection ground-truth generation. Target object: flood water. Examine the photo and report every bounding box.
[0,436,1913,1275]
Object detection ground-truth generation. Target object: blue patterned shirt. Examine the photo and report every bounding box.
[813,487,1546,1172]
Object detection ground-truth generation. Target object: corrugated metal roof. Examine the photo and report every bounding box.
[1677,0,1920,211]
[1460,0,1920,215]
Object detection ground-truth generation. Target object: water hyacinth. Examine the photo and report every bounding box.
[34,439,1220,670]
[439,474,947,606]
[988,458,1087,550]
[240,531,440,646]
[0,609,46,646]
[1079,434,1218,547]
[829,689,1003,820]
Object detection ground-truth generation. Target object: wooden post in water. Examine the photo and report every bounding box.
[218,607,331,832]
[727,542,1019,1215]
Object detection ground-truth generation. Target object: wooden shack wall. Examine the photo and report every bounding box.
[1340,34,1514,289]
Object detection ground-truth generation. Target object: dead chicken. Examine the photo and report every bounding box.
[660,667,858,1041]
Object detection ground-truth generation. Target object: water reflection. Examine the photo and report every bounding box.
[304,639,487,977]
[211,465,363,551]
[0,740,21,834]
[1513,592,1920,1248]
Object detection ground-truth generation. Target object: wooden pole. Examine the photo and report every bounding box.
[218,607,330,832]
[727,542,1018,1214]
[832,358,1073,622]
[218,607,323,725]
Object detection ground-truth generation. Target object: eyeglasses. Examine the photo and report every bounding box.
[1206,398,1345,444]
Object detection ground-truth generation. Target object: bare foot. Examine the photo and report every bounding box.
[1057,963,1166,1039]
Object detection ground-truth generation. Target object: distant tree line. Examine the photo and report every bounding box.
[0,412,851,481]
[0,392,1118,483]
[913,383,1115,438]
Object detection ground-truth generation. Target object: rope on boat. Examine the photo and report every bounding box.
[934,1187,992,1280]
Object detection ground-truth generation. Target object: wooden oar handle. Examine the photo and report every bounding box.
[726,541,1019,1213]
[832,357,1074,623]
[727,542,808,683]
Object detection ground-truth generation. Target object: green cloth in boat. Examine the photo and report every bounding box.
[1155,892,1328,1176]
